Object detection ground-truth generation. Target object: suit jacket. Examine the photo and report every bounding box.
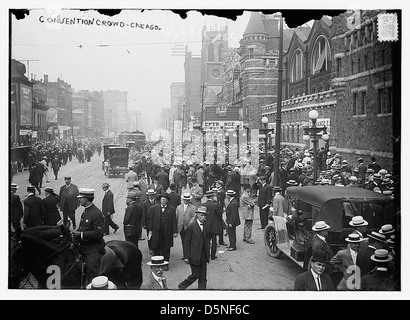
[294,270,335,291]
[29,165,43,184]
[225,198,240,227]
[175,203,196,233]
[360,268,398,291]
[140,272,168,290]
[77,203,105,254]
[138,178,148,201]
[226,172,241,192]
[124,170,138,183]
[241,191,255,220]
[148,204,177,248]
[102,189,115,216]
[356,246,377,277]
[183,219,210,265]
[10,192,23,231]
[258,183,272,207]
[311,234,334,262]
[167,191,181,209]
[59,184,80,211]
[202,199,222,235]
[195,168,205,185]
[42,194,61,226]
[23,194,45,228]
[123,201,143,236]
[272,193,285,217]
[157,170,169,191]
[330,248,356,290]
[141,198,156,230]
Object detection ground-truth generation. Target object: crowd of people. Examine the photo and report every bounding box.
[10,141,398,291]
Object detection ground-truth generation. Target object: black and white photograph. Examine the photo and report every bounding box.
[4,0,407,301]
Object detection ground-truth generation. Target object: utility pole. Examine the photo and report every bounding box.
[274,13,284,187]
[18,60,39,79]
[200,84,206,162]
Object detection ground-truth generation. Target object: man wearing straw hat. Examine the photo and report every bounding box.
[330,233,364,290]
[360,249,398,291]
[356,231,388,277]
[86,275,117,290]
[311,221,334,272]
[140,256,169,290]
[178,206,210,290]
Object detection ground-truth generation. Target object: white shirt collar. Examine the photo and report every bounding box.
[349,248,358,264]
[310,269,321,290]
[105,189,109,194]
[197,219,204,230]
[316,234,326,242]
[152,272,164,288]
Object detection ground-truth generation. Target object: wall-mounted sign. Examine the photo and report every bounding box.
[203,121,243,132]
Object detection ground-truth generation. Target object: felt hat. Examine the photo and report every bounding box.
[86,276,116,290]
[77,188,95,198]
[371,249,393,263]
[102,182,110,188]
[311,250,329,264]
[312,221,331,232]
[169,183,176,190]
[159,192,170,200]
[44,187,54,193]
[147,255,169,266]
[195,205,209,215]
[64,176,71,180]
[345,233,364,243]
[226,190,236,196]
[126,191,138,199]
[349,216,368,227]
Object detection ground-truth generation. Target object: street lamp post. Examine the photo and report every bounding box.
[260,116,274,163]
[303,110,330,181]
[235,120,241,160]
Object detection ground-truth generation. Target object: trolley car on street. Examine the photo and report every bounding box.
[118,130,146,151]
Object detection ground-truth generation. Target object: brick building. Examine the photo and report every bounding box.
[331,10,395,170]
[102,90,128,137]
[183,51,201,125]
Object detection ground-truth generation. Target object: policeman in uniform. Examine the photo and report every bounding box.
[73,188,105,284]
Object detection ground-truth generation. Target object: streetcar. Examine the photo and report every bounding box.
[118,130,146,151]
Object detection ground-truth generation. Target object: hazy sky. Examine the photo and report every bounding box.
[11,8,255,135]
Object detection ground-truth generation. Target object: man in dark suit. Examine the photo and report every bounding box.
[101,182,119,235]
[167,183,181,209]
[148,192,178,270]
[42,187,61,226]
[202,190,222,260]
[311,221,334,271]
[58,177,79,229]
[72,188,105,284]
[357,158,367,187]
[148,176,165,195]
[178,206,210,290]
[226,167,241,203]
[142,189,157,254]
[123,191,143,248]
[29,162,43,195]
[10,183,23,233]
[357,231,388,277]
[294,250,335,291]
[140,256,169,290]
[257,176,272,229]
[157,166,170,191]
[225,190,241,251]
[23,185,45,228]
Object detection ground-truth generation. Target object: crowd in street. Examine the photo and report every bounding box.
[9,141,398,290]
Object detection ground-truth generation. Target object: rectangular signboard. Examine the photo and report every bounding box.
[203,121,243,131]
[20,84,32,126]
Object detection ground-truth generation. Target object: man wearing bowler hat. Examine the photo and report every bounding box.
[178,206,210,290]
[101,182,119,235]
[58,176,79,229]
[42,187,61,226]
[148,192,178,270]
[294,250,335,291]
[257,175,272,230]
[123,191,143,248]
[23,185,45,229]
[72,188,105,284]
[140,256,169,290]
[10,183,23,233]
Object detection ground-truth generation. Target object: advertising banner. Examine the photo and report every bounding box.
[20,84,32,126]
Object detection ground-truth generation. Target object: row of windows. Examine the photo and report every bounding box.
[34,112,47,127]
[290,36,331,83]
[336,49,386,77]
[345,22,376,52]
[352,87,392,116]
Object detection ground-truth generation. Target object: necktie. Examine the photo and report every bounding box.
[317,276,322,291]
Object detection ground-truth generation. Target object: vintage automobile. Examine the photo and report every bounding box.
[102,144,120,170]
[106,146,130,177]
[264,186,396,270]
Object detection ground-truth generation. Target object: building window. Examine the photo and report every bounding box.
[336,58,342,77]
[353,92,358,115]
[296,125,300,143]
[208,43,214,62]
[351,59,355,74]
[291,125,295,143]
[218,44,223,62]
[249,47,254,59]
[364,55,368,71]
[377,88,384,114]
[311,36,331,75]
[291,49,304,82]
[359,91,366,115]
[358,57,361,72]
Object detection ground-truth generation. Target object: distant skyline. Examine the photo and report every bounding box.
[11,9,257,135]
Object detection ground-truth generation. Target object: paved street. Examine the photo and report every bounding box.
[11,153,302,291]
